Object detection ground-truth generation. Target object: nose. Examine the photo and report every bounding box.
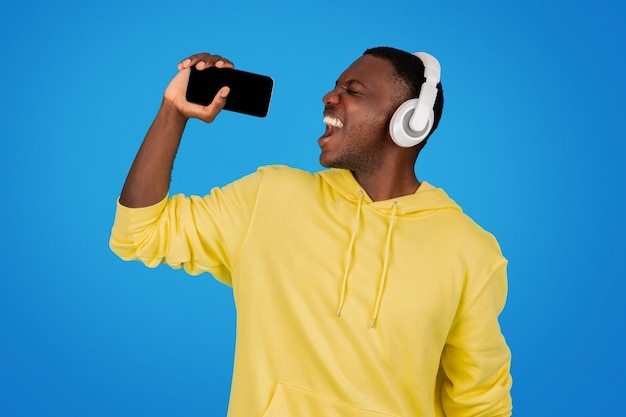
[323,87,341,105]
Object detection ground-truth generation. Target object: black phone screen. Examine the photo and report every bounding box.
[185,66,274,117]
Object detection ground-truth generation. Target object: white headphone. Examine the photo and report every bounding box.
[389,52,441,148]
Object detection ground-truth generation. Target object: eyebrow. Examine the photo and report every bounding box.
[336,79,369,90]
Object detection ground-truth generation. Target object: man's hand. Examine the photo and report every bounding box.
[164,53,235,123]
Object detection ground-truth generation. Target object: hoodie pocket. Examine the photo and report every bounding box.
[262,383,401,417]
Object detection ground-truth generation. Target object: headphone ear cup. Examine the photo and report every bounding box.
[390,98,434,148]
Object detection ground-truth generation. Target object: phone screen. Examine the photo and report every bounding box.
[186,66,274,117]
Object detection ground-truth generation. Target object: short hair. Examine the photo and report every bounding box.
[364,46,444,140]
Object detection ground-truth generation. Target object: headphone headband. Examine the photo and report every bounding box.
[414,52,441,83]
[410,52,441,133]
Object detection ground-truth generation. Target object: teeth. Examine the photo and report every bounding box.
[323,115,344,128]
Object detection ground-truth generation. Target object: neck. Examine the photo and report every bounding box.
[352,168,420,201]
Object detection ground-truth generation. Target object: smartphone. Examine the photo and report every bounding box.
[186,66,274,117]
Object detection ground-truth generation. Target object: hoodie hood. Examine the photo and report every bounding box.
[319,168,461,214]
[319,168,462,328]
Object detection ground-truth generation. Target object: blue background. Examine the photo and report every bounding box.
[1,0,624,416]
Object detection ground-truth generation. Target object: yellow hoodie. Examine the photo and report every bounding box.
[110,165,512,417]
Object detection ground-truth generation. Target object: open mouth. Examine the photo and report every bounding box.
[320,114,344,141]
[323,115,344,129]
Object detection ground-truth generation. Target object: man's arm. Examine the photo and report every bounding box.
[441,260,513,417]
[119,53,233,208]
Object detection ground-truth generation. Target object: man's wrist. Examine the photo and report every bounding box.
[159,98,189,126]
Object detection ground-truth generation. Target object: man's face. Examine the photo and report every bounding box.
[318,54,401,173]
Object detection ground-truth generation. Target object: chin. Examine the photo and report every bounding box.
[319,157,340,170]
[319,153,333,168]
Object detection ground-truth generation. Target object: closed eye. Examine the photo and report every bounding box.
[334,81,364,96]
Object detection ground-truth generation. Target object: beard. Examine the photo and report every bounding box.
[320,118,390,175]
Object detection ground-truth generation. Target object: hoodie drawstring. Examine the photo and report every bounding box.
[370,201,398,328]
[336,193,399,329]
[336,190,364,316]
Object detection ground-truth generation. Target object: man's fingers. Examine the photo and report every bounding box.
[214,58,235,69]
[177,58,192,70]
[201,86,230,122]
[185,86,230,123]
[219,86,231,99]
[177,53,235,71]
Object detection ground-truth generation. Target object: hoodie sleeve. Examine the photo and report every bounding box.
[440,257,513,417]
[109,170,263,285]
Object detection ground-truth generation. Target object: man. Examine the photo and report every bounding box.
[110,47,513,416]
